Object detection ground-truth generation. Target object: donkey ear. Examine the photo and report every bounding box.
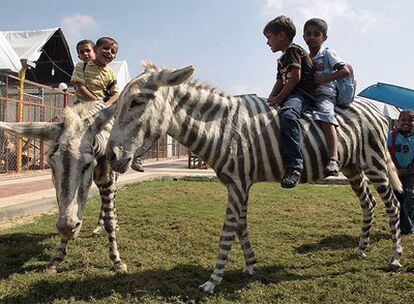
[90,102,118,134]
[159,65,195,87]
[0,121,63,141]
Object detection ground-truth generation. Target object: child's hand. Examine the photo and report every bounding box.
[314,73,328,85]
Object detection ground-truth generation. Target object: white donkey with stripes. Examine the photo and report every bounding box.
[107,62,402,294]
[0,101,126,272]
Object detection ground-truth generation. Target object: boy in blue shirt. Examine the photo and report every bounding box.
[303,18,351,177]
[264,15,315,188]
[388,110,414,235]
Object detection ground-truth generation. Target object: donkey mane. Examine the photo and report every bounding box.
[186,79,231,98]
[142,60,231,98]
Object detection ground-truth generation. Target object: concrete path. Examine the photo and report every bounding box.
[0,158,216,224]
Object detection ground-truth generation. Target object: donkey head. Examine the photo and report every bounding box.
[0,102,117,239]
[107,62,194,173]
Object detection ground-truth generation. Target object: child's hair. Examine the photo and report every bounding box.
[263,15,296,42]
[304,18,328,36]
[398,110,414,120]
[95,37,118,48]
[76,39,95,53]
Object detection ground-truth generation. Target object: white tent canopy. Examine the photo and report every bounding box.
[0,32,21,72]
[108,60,131,91]
[0,27,73,85]
[2,27,59,63]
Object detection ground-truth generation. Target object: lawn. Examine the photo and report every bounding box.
[1,179,414,303]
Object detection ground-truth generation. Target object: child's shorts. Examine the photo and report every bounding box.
[312,94,339,126]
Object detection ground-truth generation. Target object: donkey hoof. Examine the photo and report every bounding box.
[354,248,367,258]
[92,225,104,236]
[243,265,255,276]
[114,261,128,272]
[387,258,402,272]
[199,281,215,295]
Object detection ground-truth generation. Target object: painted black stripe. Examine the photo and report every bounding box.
[259,116,279,180]
[178,115,191,140]
[241,122,255,182]
[61,150,71,199]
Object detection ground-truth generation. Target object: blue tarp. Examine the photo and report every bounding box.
[358,82,414,110]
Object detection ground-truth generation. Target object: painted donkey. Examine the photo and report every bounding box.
[106,62,402,294]
[0,101,126,272]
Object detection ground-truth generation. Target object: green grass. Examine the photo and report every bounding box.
[1,179,414,303]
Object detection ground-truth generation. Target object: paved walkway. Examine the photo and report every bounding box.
[0,158,216,224]
[0,158,348,225]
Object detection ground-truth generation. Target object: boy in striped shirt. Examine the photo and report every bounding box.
[71,37,144,172]
[71,37,119,104]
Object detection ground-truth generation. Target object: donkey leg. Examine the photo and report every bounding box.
[343,166,377,258]
[236,202,256,276]
[98,180,127,272]
[93,200,120,236]
[365,169,402,270]
[92,205,105,236]
[95,160,127,272]
[199,184,245,294]
[45,237,69,273]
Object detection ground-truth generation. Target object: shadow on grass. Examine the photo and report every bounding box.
[0,232,56,279]
[295,232,390,254]
[0,263,350,303]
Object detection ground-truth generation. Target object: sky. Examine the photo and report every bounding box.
[2,0,414,97]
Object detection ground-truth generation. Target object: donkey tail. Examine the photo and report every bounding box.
[386,150,402,192]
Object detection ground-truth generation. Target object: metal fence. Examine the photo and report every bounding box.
[0,72,186,175]
[142,137,187,160]
[0,73,72,174]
